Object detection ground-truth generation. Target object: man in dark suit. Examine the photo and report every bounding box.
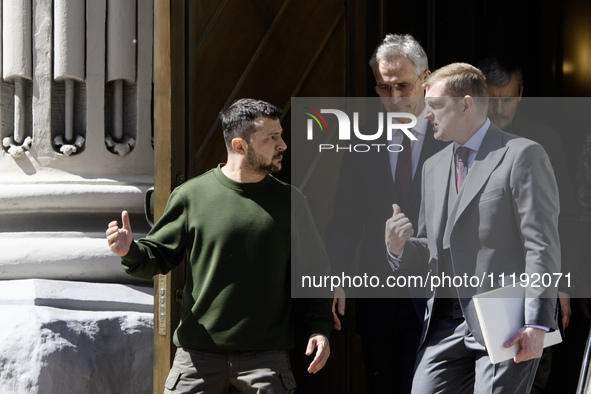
[327,34,447,393]
[386,63,560,393]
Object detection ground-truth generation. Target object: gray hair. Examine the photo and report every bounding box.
[477,57,524,91]
[369,34,429,77]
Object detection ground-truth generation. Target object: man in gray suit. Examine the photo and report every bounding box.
[385,63,560,393]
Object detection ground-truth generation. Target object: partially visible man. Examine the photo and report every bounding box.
[480,57,523,130]
[106,98,333,394]
[478,56,587,393]
[479,56,583,325]
[386,63,560,393]
[577,132,591,322]
[327,34,447,393]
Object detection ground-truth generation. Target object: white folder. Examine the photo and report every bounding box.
[472,284,562,364]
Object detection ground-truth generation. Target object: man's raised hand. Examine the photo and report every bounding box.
[385,203,413,256]
[106,210,133,257]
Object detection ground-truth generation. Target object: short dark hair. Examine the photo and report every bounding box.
[424,63,489,115]
[477,56,523,91]
[219,98,282,149]
[424,62,489,98]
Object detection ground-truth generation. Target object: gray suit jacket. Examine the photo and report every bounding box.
[392,123,560,347]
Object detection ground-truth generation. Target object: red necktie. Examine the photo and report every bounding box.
[396,133,412,206]
[456,146,471,191]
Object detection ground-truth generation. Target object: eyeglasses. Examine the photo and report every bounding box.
[375,72,425,97]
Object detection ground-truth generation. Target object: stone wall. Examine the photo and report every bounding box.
[0,1,156,392]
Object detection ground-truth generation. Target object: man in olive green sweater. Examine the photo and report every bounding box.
[106,98,333,393]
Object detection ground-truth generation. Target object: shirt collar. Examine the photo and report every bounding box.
[454,118,491,154]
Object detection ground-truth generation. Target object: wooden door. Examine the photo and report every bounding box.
[186,0,368,182]
[153,0,377,392]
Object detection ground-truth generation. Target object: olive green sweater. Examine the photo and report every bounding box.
[122,165,333,351]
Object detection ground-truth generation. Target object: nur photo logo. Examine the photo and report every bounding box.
[302,106,418,153]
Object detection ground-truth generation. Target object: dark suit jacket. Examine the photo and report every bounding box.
[507,115,585,292]
[326,123,448,316]
[392,124,560,347]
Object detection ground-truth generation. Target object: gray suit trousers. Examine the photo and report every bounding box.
[411,307,540,394]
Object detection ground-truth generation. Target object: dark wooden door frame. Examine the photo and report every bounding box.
[153,0,187,392]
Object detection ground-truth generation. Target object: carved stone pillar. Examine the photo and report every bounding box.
[0,0,154,281]
[53,0,86,156]
[2,0,33,157]
[105,0,137,156]
[0,0,155,392]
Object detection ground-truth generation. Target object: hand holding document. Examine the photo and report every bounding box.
[473,284,562,364]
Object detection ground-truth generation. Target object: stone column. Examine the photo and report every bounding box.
[105,0,137,155]
[2,0,33,157]
[53,0,86,155]
[0,0,156,392]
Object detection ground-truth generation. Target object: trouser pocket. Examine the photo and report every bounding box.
[164,371,182,391]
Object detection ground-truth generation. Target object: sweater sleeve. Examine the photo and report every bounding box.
[121,187,188,279]
[290,186,334,338]
[304,299,334,339]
